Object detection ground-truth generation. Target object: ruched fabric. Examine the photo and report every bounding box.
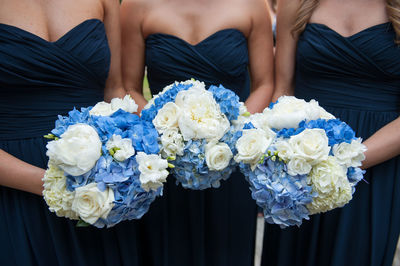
[140,29,257,266]
[262,23,400,266]
[0,19,145,266]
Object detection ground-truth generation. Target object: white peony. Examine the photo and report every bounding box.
[288,128,330,165]
[42,164,79,220]
[106,134,135,162]
[176,88,229,141]
[153,102,181,133]
[136,152,169,192]
[234,128,275,169]
[307,156,352,214]
[160,128,184,157]
[46,124,102,176]
[265,96,335,130]
[89,101,114,116]
[287,157,312,176]
[332,138,367,168]
[71,183,115,224]
[110,95,138,114]
[205,141,233,171]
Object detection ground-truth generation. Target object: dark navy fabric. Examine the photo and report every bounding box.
[262,22,400,266]
[142,29,257,266]
[0,19,145,266]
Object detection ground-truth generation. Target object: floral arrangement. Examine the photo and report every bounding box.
[235,96,366,227]
[141,80,242,190]
[43,96,169,228]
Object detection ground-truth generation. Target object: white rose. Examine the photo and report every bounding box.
[106,134,135,162]
[110,95,138,114]
[287,158,312,176]
[89,101,114,116]
[71,183,114,224]
[153,102,181,133]
[176,88,229,141]
[136,152,169,192]
[160,128,184,157]
[266,96,333,129]
[46,124,102,176]
[249,113,272,133]
[205,141,233,171]
[307,156,352,214]
[273,139,294,161]
[42,164,79,220]
[332,138,367,168]
[289,128,330,165]
[234,128,275,169]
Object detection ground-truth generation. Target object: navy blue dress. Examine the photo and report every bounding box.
[262,23,400,266]
[140,29,257,266]
[0,19,145,266]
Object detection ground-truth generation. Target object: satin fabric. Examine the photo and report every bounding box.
[0,19,145,266]
[262,23,400,266]
[139,29,257,266]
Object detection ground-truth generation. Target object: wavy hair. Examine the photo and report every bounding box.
[292,0,400,44]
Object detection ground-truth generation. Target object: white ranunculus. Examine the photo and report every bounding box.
[160,128,184,157]
[266,96,333,129]
[71,183,114,224]
[111,95,138,114]
[89,101,114,116]
[105,134,135,162]
[332,138,367,168]
[42,164,79,220]
[153,102,181,133]
[234,128,275,169]
[287,158,312,176]
[176,88,229,141]
[46,124,102,176]
[205,141,233,171]
[307,156,352,214]
[136,152,169,192]
[288,128,330,165]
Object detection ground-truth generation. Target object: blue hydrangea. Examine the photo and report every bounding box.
[209,85,241,121]
[50,104,163,228]
[240,157,315,228]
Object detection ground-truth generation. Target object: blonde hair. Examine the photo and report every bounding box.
[292,0,400,44]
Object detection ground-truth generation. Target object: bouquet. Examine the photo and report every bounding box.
[235,96,366,227]
[141,80,243,190]
[43,96,169,228]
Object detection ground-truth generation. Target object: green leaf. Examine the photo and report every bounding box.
[76,220,90,227]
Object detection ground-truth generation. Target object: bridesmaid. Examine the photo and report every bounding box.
[262,0,400,265]
[120,0,274,265]
[0,1,145,265]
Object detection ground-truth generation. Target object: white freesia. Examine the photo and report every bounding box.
[106,134,135,162]
[42,164,79,220]
[71,183,115,225]
[136,152,169,192]
[287,158,312,176]
[307,156,352,214]
[265,96,335,129]
[232,103,251,130]
[333,138,367,168]
[160,128,184,157]
[89,101,114,116]
[288,128,330,165]
[110,95,138,114]
[46,124,102,176]
[235,128,275,169]
[176,88,229,141]
[205,141,233,171]
[153,102,181,133]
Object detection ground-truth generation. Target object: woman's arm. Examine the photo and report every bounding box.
[361,117,400,169]
[245,0,274,113]
[102,0,126,101]
[120,0,148,113]
[272,0,301,102]
[0,150,45,195]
